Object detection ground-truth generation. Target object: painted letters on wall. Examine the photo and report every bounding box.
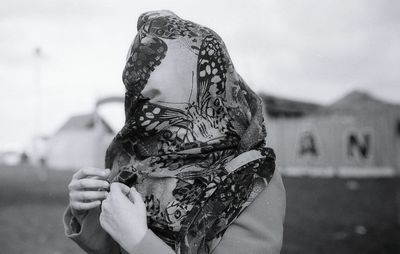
[298,131,318,157]
[347,131,371,160]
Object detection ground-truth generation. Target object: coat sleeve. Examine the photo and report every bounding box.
[127,171,286,254]
[63,205,121,254]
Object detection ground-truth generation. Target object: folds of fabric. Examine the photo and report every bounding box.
[104,10,275,254]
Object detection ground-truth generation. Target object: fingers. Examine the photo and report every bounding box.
[70,190,108,201]
[68,167,112,211]
[71,200,102,210]
[110,182,130,195]
[73,167,110,180]
[106,183,139,207]
[101,185,143,211]
[68,178,110,191]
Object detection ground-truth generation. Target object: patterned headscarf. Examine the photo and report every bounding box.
[105,10,275,254]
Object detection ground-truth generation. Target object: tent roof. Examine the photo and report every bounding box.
[323,90,400,114]
[57,113,114,134]
[331,90,386,108]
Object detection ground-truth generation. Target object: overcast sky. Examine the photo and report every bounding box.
[1,0,399,151]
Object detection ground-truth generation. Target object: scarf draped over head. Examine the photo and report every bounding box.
[105,10,275,254]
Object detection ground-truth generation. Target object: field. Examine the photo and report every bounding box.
[0,165,399,254]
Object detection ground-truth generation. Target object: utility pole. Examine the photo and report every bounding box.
[34,47,42,138]
[32,46,47,180]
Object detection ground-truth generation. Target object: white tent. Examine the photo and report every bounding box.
[45,113,115,170]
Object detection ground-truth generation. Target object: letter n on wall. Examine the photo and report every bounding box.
[346,129,372,161]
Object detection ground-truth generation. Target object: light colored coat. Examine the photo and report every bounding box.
[64,171,286,254]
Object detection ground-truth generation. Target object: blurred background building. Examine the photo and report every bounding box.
[44,96,123,170]
[45,113,113,170]
[264,90,400,177]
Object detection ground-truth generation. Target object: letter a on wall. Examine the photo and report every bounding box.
[298,131,318,157]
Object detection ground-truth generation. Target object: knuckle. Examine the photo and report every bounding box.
[75,180,83,188]
[79,192,87,199]
[80,179,89,187]
[69,180,77,189]
[73,168,83,178]
[81,167,88,175]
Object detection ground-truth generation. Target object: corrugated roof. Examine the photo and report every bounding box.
[259,93,322,118]
[260,90,400,118]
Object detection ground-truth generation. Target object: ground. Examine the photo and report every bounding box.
[0,165,399,254]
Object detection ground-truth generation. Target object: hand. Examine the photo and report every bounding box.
[68,167,110,211]
[99,183,148,252]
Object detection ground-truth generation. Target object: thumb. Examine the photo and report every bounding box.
[129,187,144,205]
[110,182,130,195]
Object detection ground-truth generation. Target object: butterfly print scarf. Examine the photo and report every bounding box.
[105,10,275,254]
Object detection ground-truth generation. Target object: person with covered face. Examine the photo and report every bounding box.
[64,10,286,254]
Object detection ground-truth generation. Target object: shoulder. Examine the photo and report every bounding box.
[212,171,286,254]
